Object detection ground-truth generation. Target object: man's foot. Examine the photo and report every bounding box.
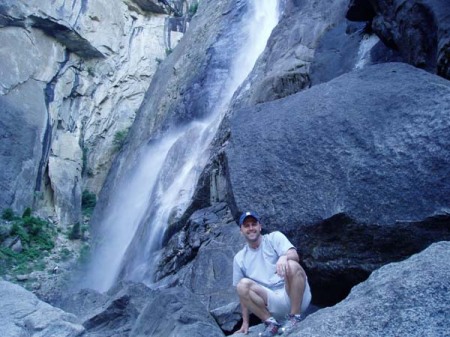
[258,318,281,337]
[280,314,304,334]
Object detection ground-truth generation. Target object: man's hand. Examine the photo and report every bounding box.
[276,255,289,277]
[234,321,249,334]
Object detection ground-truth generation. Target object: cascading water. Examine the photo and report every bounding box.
[83,0,280,292]
[355,33,380,70]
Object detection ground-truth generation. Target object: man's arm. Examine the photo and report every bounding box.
[276,248,299,277]
[286,247,299,261]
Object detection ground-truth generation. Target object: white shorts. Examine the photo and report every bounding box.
[263,279,311,321]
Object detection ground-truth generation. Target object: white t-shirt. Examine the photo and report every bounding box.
[233,231,295,289]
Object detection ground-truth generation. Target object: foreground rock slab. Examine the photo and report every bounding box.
[0,280,85,337]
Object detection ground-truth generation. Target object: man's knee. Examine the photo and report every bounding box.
[287,260,306,281]
[236,278,254,296]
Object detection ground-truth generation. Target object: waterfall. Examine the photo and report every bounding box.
[83,0,280,292]
[355,34,380,70]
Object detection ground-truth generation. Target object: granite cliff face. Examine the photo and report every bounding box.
[0,0,177,226]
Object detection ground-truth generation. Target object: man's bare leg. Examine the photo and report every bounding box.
[284,260,306,315]
[236,278,271,321]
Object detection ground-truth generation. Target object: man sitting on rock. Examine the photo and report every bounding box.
[233,211,311,336]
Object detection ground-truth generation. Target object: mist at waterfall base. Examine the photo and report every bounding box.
[81,0,280,293]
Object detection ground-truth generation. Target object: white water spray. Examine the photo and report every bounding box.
[355,34,379,70]
[84,0,280,292]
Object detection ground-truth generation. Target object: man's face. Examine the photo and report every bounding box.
[240,216,261,242]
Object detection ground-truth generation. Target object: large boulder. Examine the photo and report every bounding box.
[0,280,85,337]
[224,62,450,304]
[227,62,450,229]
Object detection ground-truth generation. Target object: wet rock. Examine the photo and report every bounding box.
[233,0,350,107]
[347,0,450,79]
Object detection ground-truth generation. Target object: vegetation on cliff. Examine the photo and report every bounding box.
[0,208,55,276]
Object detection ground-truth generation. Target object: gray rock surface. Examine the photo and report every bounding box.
[0,280,85,337]
[226,62,450,229]
[130,287,225,337]
[0,0,170,225]
[55,279,229,336]
[156,203,245,332]
[0,80,48,212]
[295,212,450,306]
[53,281,154,337]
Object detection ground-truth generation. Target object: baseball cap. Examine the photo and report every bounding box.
[238,211,260,226]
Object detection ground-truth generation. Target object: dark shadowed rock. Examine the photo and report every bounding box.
[346,0,376,21]
[130,0,168,14]
[156,203,245,332]
[294,241,450,337]
[293,212,450,306]
[0,280,85,336]
[130,287,225,337]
